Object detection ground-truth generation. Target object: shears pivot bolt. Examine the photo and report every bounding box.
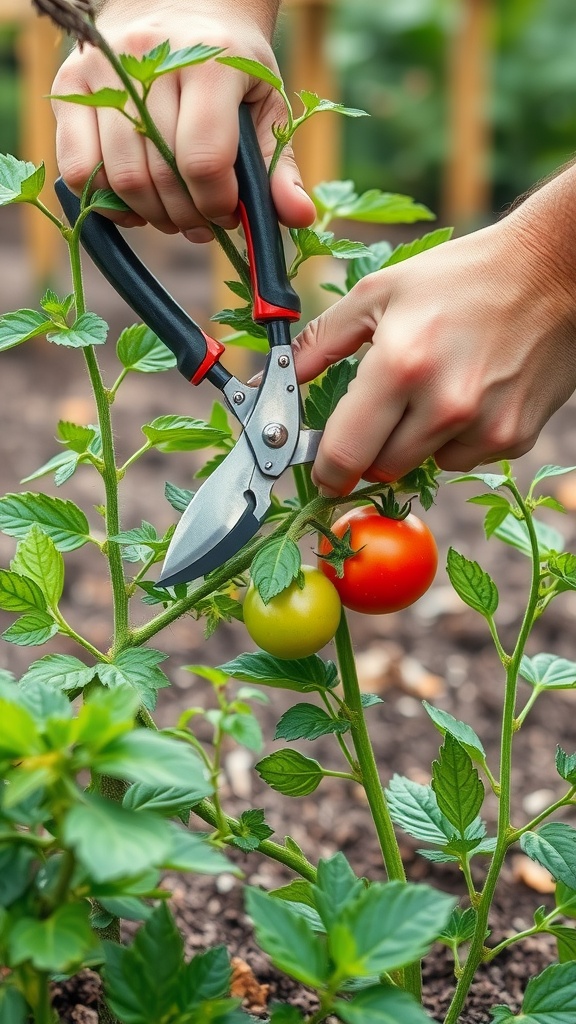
[233,391,245,404]
[278,354,290,367]
[263,423,289,448]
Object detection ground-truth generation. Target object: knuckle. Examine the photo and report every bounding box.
[433,393,478,432]
[116,24,163,57]
[107,166,146,196]
[60,160,93,192]
[180,148,229,184]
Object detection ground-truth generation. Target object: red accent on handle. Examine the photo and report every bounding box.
[238,201,300,324]
[190,332,226,385]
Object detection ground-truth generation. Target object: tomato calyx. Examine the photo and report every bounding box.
[368,487,415,521]
[313,520,365,579]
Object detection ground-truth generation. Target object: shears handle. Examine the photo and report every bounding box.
[55,103,299,383]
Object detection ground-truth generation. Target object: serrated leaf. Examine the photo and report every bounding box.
[432,734,484,836]
[20,653,97,693]
[96,649,170,712]
[274,703,350,742]
[290,226,370,263]
[57,421,97,454]
[0,568,47,614]
[361,693,384,708]
[521,824,576,889]
[314,853,365,932]
[439,906,478,946]
[256,749,324,796]
[270,879,316,909]
[2,612,58,646]
[231,808,274,852]
[0,492,91,550]
[154,42,225,77]
[313,180,358,215]
[556,747,576,785]
[450,472,508,490]
[218,328,269,353]
[447,548,498,617]
[88,188,131,212]
[330,881,454,976]
[548,552,576,590]
[386,773,454,844]
[336,189,434,225]
[164,481,195,513]
[304,358,358,430]
[118,40,171,82]
[220,651,339,692]
[550,925,576,963]
[95,729,213,798]
[50,87,128,110]
[298,91,368,120]
[423,702,487,770]
[164,828,235,875]
[211,305,267,338]
[245,887,329,989]
[251,536,301,603]
[0,154,45,205]
[216,55,283,91]
[0,309,51,351]
[142,415,228,451]
[521,654,576,690]
[555,882,576,918]
[116,324,176,373]
[532,465,576,488]
[11,525,64,608]
[491,960,576,1022]
[64,795,172,882]
[334,985,434,1024]
[382,227,453,267]
[345,240,394,290]
[47,311,108,348]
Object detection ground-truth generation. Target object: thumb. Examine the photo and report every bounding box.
[293,272,390,383]
[269,143,316,228]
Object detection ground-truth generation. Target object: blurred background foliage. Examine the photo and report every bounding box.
[1,0,576,219]
[331,0,576,214]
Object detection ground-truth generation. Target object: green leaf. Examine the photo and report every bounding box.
[211,305,267,338]
[0,309,51,351]
[95,729,213,797]
[557,747,576,785]
[446,548,498,617]
[345,241,394,290]
[142,415,229,452]
[20,653,96,693]
[330,881,454,976]
[155,42,225,76]
[216,56,283,92]
[41,288,74,319]
[494,515,564,560]
[550,925,576,963]
[181,944,232,1006]
[57,420,98,455]
[164,828,237,875]
[521,654,576,690]
[221,710,263,753]
[313,180,357,215]
[556,882,576,918]
[110,521,170,564]
[361,693,384,708]
[532,465,576,488]
[290,226,371,262]
[231,808,274,852]
[9,902,98,973]
[165,481,195,514]
[438,906,478,947]
[2,612,58,646]
[0,492,91,550]
[432,735,484,836]
[298,91,368,120]
[118,40,171,83]
[50,87,128,110]
[0,568,46,614]
[385,774,486,852]
[220,651,339,692]
[334,985,434,1024]
[96,648,170,711]
[304,358,358,430]
[47,312,108,348]
[218,328,269,353]
[270,879,316,909]
[64,796,172,882]
[270,1007,305,1024]
[450,472,508,490]
[116,324,176,373]
[11,525,64,609]
[274,703,350,742]
[423,702,487,770]
[521,824,576,889]
[382,227,453,266]
[245,887,330,989]
[314,853,364,931]
[103,902,182,1023]
[336,189,434,224]
[491,960,576,1022]
[548,552,576,590]
[250,536,301,603]
[88,188,131,212]
[256,749,325,797]
[0,154,45,205]
[0,986,28,1024]
[0,846,36,907]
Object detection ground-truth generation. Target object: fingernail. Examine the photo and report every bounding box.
[211,215,237,229]
[184,227,214,244]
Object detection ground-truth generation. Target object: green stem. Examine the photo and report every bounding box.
[484,917,554,962]
[322,769,358,781]
[53,611,109,662]
[32,198,66,233]
[334,614,421,1001]
[513,686,541,729]
[118,442,152,475]
[487,615,509,665]
[319,690,357,769]
[443,479,543,1024]
[35,974,54,1024]
[94,34,251,289]
[210,726,230,839]
[460,857,478,904]
[511,786,576,838]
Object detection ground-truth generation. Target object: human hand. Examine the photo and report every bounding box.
[52,1,315,238]
[294,212,576,494]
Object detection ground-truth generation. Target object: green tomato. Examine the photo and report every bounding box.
[243,565,342,660]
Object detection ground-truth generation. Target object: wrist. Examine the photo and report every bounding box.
[96,0,280,39]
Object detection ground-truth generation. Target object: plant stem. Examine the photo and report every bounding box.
[35,974,54,1024]
[513,685,541,729]
[443,480,543,1024]
[511,786,576,838]
[334,614,421,1001]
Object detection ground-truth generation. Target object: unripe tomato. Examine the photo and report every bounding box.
[243,565,341,659]
[318,506,438,614]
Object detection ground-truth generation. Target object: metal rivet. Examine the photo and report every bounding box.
[263,422,288,448]
[287,384,295,392]
[278,354,290,368]
[264,461,273,470]
[232,391,245,405]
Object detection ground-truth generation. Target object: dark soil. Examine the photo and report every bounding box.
[2,205,576,1022]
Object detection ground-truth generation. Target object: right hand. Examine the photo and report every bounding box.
[51,2,315,238]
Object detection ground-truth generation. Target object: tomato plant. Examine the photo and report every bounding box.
[243,565,341,659]
[318,505,438,614]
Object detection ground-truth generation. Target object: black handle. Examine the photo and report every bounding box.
[235,104,300,323]
[54,178,230,388]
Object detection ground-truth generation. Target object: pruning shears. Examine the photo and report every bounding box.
[55,104,321,588]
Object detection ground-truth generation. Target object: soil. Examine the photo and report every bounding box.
[2,205,576,1022]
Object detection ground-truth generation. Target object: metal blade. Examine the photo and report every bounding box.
[157,436,271,587]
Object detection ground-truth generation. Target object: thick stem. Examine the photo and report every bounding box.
[35,974,54,1024]
[334,615,421,1001]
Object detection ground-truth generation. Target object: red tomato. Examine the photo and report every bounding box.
[318,505,438,614]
